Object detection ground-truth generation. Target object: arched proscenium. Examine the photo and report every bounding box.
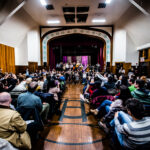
[42,28,111,63]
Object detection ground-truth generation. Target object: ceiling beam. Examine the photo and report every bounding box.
[129,0,150,16]
[0,0,27,25]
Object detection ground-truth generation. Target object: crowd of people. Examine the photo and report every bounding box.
[0,67,67,149]
[0,62,150,149]
[80,68,150,149]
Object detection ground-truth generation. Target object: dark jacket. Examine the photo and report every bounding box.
[131,89,150,105]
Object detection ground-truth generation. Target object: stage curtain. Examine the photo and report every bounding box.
[88,56,91,65]
[63,56,67,63]
[97,44,104,71]
[49,47,55,70]
[71,56,76,62]
[82,56,88,66]
[0,43,15,73]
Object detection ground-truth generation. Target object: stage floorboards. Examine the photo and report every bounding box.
[33,84,111,150]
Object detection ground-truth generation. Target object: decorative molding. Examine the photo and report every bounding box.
[137,43,150,50]
[42,28,111,63]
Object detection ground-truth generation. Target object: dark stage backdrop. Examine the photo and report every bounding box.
[49,34,104,70]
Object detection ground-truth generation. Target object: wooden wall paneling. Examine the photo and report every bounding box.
[115,62,131,75]
[123,63,131,75]
[38,66,44,70]
[15,66,44,75]
[111,66,116,74]
[148,49,150,59]
[15,66,28,75]
[28,62,38,73]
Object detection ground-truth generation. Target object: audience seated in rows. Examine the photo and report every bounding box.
[1,64,150,149]
[80,70,150,149]
[17,82,50,123]
[0,92,31,149]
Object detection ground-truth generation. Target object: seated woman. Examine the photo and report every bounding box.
[81,76,106,103]
[115,75,129,88]
[80,77,95,103]
[90,85,132,129]
[104,75,116,90]
[48,79,60,102]
[48,79,61,112]
[90,81,108,100]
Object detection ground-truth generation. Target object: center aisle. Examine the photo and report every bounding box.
[34,84,110,150]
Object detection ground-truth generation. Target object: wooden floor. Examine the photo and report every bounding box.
[33,84,111,150]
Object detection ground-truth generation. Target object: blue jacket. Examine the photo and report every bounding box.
[17,92,43,112]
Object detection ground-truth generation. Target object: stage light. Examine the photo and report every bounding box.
[105,0,112,4]
[40,0,47,6]
[47,20,60,24]
[92,19,106,23]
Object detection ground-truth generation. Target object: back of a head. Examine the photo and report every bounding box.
[95,81,102,88]
[94,76,99,82]
[126,98,145,119]
[0,92,11,106]
[39,76,43,81]
[19,76,24,83]
[26,78,32,84]
[121,75,128,86]
[140,76,147,83]
[119,85,132,105]
[48,79,56,88]
[136,79,145,89]
[28,82,38,93]
[108,75,113,82]
[129,78,135,84]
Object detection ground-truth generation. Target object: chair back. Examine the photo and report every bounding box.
[16,106,44,131]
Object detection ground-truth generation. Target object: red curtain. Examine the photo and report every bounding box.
[49,47,55,70]
[71,56,76,62]
[97,44,104,71]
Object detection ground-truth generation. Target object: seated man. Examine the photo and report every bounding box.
[17,82,49,122]
[12,76,26,92]
[128,78,136,92]
[114,98,150,149]
[132,79,150,105]
[0,92,31,149]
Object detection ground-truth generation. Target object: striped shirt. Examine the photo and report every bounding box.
[115,117,150,149]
